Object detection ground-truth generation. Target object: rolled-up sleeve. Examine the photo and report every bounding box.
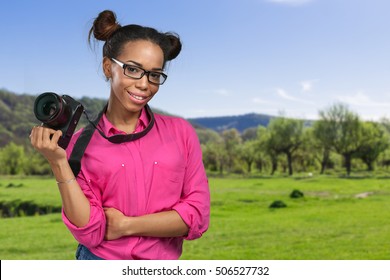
[172,121,210,240]
[63,133,107,248]
[61,171,107,248]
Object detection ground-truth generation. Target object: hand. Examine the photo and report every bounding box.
[104,207,129,240]
[30,126,67,164]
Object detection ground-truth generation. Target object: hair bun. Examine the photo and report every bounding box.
[89,10,121,43]
[165,33,182,61]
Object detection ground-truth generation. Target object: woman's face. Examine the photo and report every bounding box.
[103,40,164,114]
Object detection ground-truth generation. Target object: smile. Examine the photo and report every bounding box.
[129,92,148,101]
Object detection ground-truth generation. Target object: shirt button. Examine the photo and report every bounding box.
[154,161,158,165]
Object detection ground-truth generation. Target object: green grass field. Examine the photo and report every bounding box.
[1,175,390,259]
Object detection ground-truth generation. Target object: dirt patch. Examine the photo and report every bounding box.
[354,192,374,199]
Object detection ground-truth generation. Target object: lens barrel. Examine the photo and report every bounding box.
[33,92,71,128]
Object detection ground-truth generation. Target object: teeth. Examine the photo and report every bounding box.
[131,93,146,100]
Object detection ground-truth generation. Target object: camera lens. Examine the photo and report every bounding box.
[42,101,57,117]
[34,92,71,128]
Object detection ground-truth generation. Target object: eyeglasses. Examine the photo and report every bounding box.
[111,58,168,85]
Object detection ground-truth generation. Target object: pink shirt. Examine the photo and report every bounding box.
[64,108,210,259]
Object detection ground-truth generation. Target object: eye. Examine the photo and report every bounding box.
[125,65,142,74]
[149,72,162,80]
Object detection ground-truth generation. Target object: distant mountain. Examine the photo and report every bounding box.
[188,113,275,133]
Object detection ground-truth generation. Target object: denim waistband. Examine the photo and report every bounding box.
[75,244,104,260]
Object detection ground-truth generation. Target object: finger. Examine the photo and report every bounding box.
[31,126,43,148]
[32,126,56,148]
[42,127,52,145]
[42,127,59,146]
[29,126,36,139]
[50,130,63,145]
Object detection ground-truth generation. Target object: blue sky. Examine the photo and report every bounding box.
[1,0,389,120]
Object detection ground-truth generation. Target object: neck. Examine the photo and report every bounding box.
[106,100,142,134]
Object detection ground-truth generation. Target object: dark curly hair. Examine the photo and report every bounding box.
[88,10,182,67]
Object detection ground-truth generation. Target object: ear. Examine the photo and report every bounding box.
[102,57,112,79]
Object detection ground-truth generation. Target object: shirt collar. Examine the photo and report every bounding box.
[99,107,149,137]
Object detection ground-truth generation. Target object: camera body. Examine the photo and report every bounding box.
[34,92,84,149]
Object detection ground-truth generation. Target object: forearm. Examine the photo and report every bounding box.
[105,209,189,240]
[30,126,91,228]
[128,210,189,237]
[50,159,90,228]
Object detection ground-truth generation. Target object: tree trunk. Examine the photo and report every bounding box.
[287,152,293,176]
[365,160,373,171]
[344,154,352,176]
[320,161,326,174]
[246,160,252,173]
[270,160,277,175]
[219,161,224,175]
[256,161,263,173]
[320,150,330,174]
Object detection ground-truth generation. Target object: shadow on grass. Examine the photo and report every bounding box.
[0,200,62,218]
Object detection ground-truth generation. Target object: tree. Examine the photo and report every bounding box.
[266,117,304,176]
[294,128,319,173]
[202,142,223,174]
[239,140,257,173]
[260,130,279,175]
[319,103,363,176]
[241,127,258,142]
[23,149,51,175]
[0,142,25,175]
[201,132,228,175]
[196,129,221,145]
[312,118,337,174]
[221,129,242,172]
[356,122,389,171]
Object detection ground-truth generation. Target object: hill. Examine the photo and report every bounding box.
[188,113,274,133]
[0,89,108,147]
[0,90,38,147]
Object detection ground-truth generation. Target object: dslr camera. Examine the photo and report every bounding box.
[34,92,84,149]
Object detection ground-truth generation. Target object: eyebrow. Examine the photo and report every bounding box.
[125,60,164,72]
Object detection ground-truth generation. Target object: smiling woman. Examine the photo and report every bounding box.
[29,9,210,260]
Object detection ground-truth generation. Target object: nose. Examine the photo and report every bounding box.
[135,74,149,90]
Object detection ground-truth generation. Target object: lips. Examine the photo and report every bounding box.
[131,93,147,100]
[127,91,150,103]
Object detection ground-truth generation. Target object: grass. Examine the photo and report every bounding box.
[181,175,390,260]
[0,176,62,208]
[1,175,390,259]
[0,214,76,259]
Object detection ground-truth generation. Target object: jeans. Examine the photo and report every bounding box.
[75,244,104,260]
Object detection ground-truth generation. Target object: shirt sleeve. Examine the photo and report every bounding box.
[172,120,210,240]
[62,131,106,248]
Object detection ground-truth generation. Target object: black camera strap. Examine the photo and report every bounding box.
[68,104,155,177]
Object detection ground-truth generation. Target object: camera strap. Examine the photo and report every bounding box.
[68,104,155,177]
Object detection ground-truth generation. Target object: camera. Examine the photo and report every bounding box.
[34,92,84,149]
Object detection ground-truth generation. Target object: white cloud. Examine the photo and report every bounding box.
[253,97,273,104]
[266,0,314,6]
[276,88,294,100]
[214,89,230,96]
[336,91,390,108]
[276,88,314,104]
[300,79,318,92]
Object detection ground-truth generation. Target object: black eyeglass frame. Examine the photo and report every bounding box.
[110,58,168,85]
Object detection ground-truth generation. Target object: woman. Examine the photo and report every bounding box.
[30,10,210,260]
